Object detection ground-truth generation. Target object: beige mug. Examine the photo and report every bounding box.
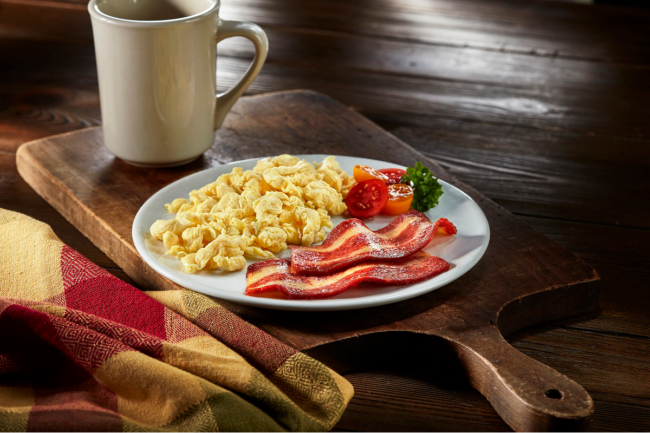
[88,0,268,167]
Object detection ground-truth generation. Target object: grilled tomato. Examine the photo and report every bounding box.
[378,168,407,185]
[381,183,414,215]
[346,179,389,218]
[353,165,389,183]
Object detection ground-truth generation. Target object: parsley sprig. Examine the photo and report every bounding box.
[401,162,443,212]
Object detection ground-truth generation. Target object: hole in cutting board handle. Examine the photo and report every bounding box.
[545,389,563,399]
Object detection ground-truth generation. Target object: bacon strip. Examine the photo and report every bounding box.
[246,251,450,299]
[289,210,456,275]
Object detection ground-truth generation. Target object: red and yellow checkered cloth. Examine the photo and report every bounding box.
[0,209,353,431]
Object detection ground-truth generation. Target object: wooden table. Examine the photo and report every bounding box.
[1,0,649,430]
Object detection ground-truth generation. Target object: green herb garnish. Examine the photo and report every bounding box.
[401,162,443,212]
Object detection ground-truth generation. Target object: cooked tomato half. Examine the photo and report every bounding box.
[346,179,389,218]
[378,168,407,185]
[381,183,414,215]
[353,165,389,183]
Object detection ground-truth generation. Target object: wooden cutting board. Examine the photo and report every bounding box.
[17,90,599,432]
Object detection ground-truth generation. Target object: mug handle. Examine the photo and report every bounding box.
[214,20,269,129]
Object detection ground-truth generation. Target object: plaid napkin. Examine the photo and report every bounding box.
[0,209,353,431]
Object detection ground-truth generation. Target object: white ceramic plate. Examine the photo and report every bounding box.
[133,155,490,311]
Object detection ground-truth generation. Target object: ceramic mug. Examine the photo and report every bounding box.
[88,0,268,167]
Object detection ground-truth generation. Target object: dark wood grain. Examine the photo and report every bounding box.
[12,0,650,64]
[523,217,650,338]
[221,0,650,63]
[380,116,650,229]
[215,57,650,140]
[342,362,650,432]
[4,1,650,143]
[2,0,649,430]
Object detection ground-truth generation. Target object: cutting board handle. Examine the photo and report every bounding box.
[450,325,593,431]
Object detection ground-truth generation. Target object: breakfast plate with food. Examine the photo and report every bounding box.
[132,154,489,310]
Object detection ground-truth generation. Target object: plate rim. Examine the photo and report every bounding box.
[132,154,490,311]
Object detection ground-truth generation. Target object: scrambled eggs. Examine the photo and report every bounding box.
[150,155,356,273]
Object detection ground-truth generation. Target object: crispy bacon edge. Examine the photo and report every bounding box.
[245,251,450,299]
[289,210,456,275]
